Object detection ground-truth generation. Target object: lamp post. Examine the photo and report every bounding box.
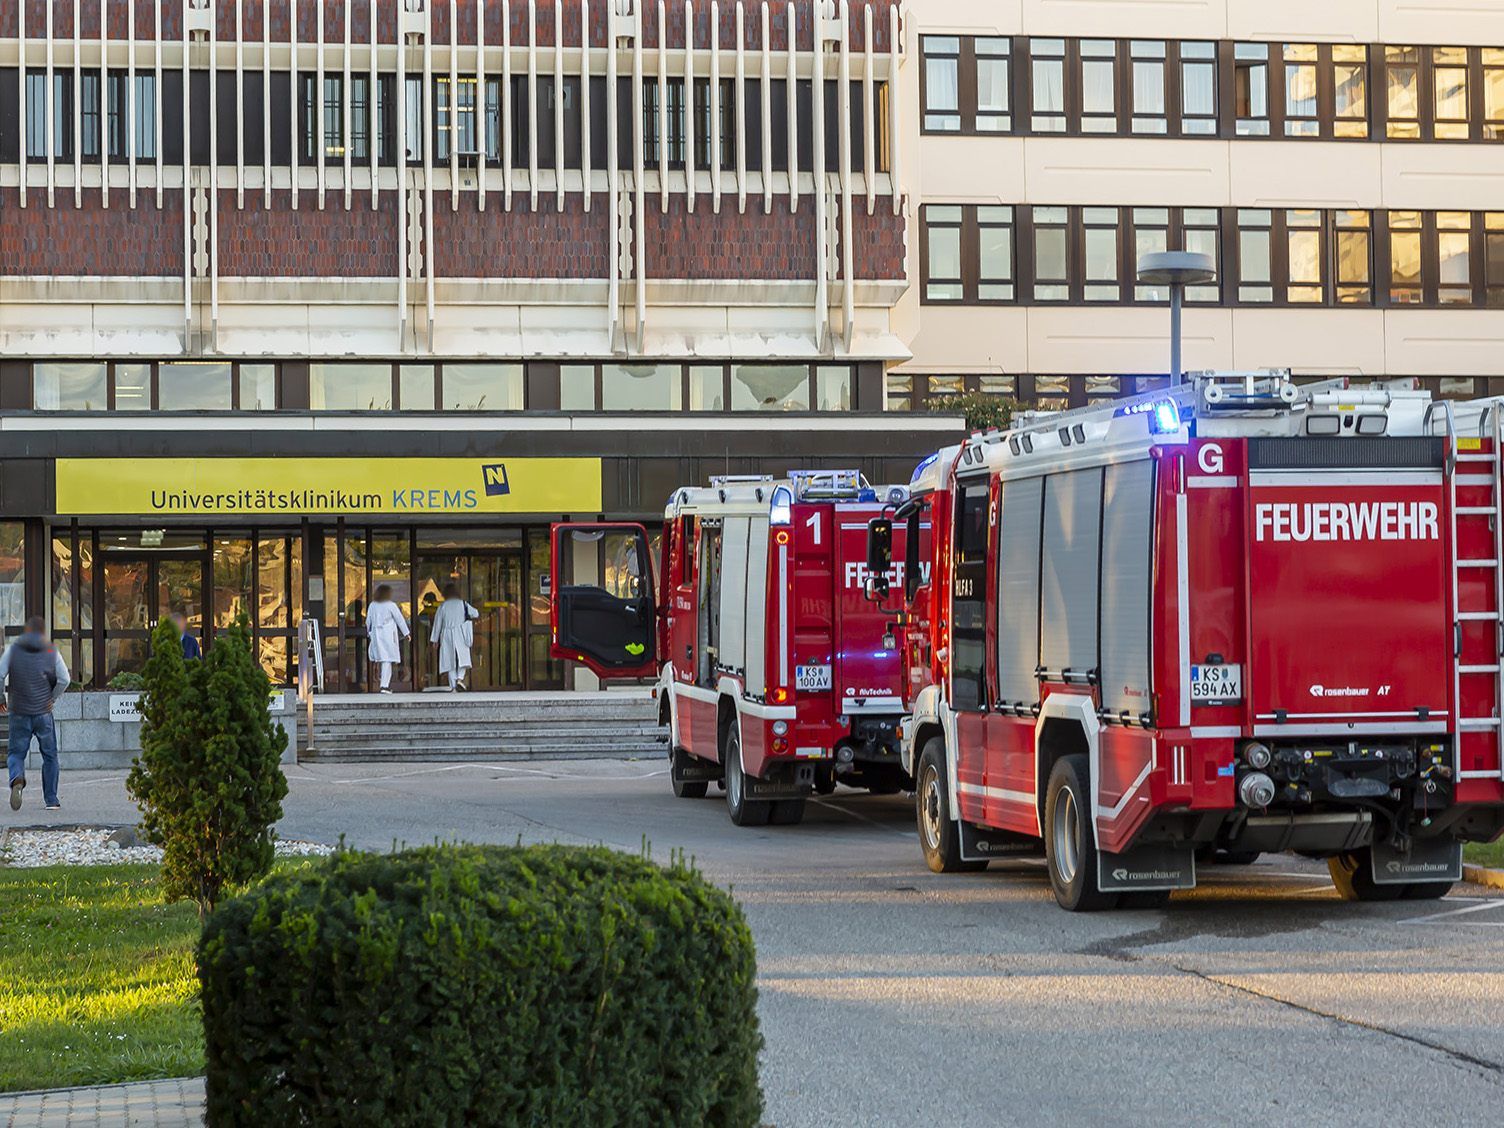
[1137,251,1216,385]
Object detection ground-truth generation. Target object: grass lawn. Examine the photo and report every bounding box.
[0,864,202,1092]
[1465,838,1504,870]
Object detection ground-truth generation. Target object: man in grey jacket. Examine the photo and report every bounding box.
[2,617,71,811]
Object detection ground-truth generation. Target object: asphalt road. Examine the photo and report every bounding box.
[33,760,1504,1127]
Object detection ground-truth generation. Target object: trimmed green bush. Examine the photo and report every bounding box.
[198,844,764,1127]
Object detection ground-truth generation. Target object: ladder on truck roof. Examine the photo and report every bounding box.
[1438,398,1504,784]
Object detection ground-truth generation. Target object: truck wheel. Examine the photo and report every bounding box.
[1328,851,1407,902]
[723,725,771,827]
[670,746,709,799]
[1045,754,1118,912]
[768,798,807,825]
[1402,880,1454,900]
[916,738,986,874]
[814,769,837,796]
[1217,850,1261,866]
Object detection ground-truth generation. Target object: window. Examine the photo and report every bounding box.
[692,78,732,169]
[303,74,345,160]
[664,78,688,166]
[435,76,478,159]
[950,481,989,712]
[350,74,372,161]
[1386,46,1422,138]
[1486,50,1504,140]
[1334,210,1372,305]
[309,363,393,411]
[689,365,725,411]
[1284,44,1319,137]
[1040,468,1102,678]
[26,71,71,159]
[1285,210,1324,303]
[885,373,913,412]
[398,364,435,410]
[1487,213,1504,307]
[1181,208,1222,302]
[643,78,661,164]
[1132,208,1170,301]
[34,363,107,411]
[601,364,682,411]
[1388,210,1424,303]
[1332,45,1369,139]
[1180,42,1218,135]
[977,206,1015,300]
[485,76,504,160]
[1082,207,1120,301]
[129,74,157,159]
[1031,39,1067,132]
[976,38,1011,132]
[115,364,151,411]
[1033,205,1070,301]
[239,364,277,411]
[442,364,523,411]
[923,205,964,301]
[922,36,962,132]
[1434,47,1470,140]
[731,365,810,411]
[1080,40,1118,133]
[1234,43,1270,136]
[158,362,232,411]
[815,367,852,411]
[404,74,424,161]
[1237,209,1274,302]
[81,71,102,159]
[560,364,596,410]
[1129,41,1167,135]
[1438,211,1473,304]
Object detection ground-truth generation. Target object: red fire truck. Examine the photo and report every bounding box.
[551,470,923,826]
[870,372,1504,910]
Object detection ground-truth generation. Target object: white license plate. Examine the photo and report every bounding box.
[795,664,832,692]
[1191,663,1243,704]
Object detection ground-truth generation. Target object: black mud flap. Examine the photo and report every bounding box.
[1371,837,1463,885]
[1098,844,1197,893]
[959,820,1040,863]
[745,762,816,800]
[675,754,722,782]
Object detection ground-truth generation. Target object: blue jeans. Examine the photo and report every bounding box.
[8,713,59,807]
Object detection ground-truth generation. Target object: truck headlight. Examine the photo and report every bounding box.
[772,720,788,736]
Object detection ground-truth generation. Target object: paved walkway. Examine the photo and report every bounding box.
[0,1079,203,1127]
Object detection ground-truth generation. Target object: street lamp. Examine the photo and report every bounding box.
[1137,251,1216,385]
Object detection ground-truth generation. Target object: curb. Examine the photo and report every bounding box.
[1463,863,1504,890]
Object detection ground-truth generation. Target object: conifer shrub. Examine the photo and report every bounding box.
[128,614,288,915]
[198,844,764,1127]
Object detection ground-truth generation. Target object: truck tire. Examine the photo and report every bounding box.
[1045,754,1118,912]
[1217,850,1261,866]
[916,738,986,874]
[724,724,771,827]
[1328,851,1408,902]
[670,746,709,799]
[1402,880,1454,900]
[768,798,807,825]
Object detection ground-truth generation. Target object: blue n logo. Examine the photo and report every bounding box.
[482,463,510,497]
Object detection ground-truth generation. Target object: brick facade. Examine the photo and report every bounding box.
[431,192,612,279]
[217,189,400,277]
[0,190,185,276]
[645,195,817,281]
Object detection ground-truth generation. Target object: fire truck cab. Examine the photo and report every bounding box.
[552,470,921,827]
[878,371,1504,910]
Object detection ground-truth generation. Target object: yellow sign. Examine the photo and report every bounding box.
[55,458,602,516]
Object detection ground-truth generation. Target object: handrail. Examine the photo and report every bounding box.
[1425,399,1458,475]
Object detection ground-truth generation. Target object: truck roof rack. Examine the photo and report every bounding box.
[708,474,776,488]
[787,469,871,500]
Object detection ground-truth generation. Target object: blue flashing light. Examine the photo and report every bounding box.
[1150,399,1181,434]
[910,453,940,484]
[858,487,878,502]
[769,485,794,526]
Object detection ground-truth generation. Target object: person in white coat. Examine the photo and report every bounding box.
[431,582,480,691]
[364,585,410,694]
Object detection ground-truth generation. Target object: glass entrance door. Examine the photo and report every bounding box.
[413,550,526,690]
[99,553,205,682]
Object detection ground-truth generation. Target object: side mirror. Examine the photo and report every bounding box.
[866,517,894,600]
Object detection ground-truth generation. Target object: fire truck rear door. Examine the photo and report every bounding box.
[549,522,659,681]
[1245,439,1450,732]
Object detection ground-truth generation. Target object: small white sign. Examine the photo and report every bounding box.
[109,694,142,722]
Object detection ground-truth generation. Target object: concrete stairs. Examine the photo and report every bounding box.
[299,690,666,763]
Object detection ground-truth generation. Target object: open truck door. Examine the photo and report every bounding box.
[549,522,659,681]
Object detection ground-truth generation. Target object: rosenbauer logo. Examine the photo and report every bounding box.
[1255,501,1439,543]
[1309,683,1372,698]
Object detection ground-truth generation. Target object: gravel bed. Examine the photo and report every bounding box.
[1,827,335,868]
